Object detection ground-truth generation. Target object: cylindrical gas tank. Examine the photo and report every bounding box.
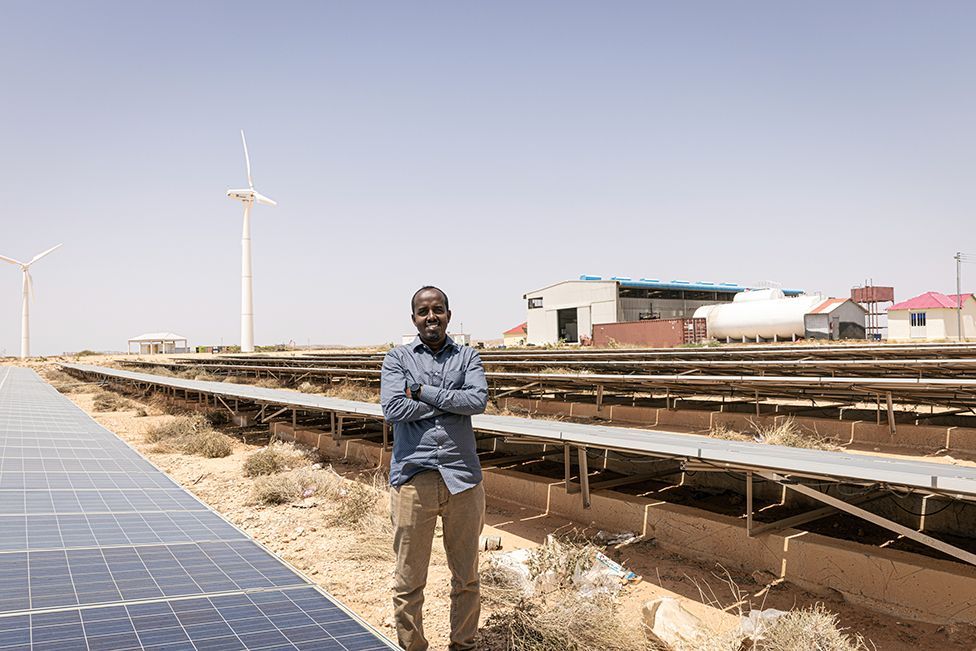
[693,293,823,340]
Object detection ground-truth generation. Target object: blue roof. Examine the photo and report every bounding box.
[579,275,804,295]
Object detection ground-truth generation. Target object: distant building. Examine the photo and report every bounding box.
[523,275,803,345]
[127,332,189,354]
[502,322,527,347]
[803,299,867,340]
[887,292,976,340]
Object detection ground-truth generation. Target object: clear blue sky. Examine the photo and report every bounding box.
[1,2,974,354]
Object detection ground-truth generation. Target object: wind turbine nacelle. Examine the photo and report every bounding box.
[227,189,276,206]
[227,189,256,201]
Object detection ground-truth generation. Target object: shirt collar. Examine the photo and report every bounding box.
[412,335,457,355]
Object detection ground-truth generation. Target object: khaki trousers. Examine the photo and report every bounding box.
[391,471,485,651]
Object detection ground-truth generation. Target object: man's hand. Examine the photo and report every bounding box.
[405,385,412,399]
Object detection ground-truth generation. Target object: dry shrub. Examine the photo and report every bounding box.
[251,473,301,505]
[254,378,282,389]
[181,430,232,458]
[296,381,323,394]
[144,414,232,458]
[144,414,210,442]
[249,465,385,529]
[243,443,309,477]
[134,408,149,418]
[323,381,379,402]
[755,603,871,651]
[328,481,381,529]
[709,424,751,441]
[92,392,133,412]
[45,369,89,394]
[708,418,837,451]
[344,517,395,564]
[754,417,837,451]
[478,593,655,651]
[251,467,335,505]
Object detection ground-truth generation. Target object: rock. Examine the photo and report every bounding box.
[642,597,706,648]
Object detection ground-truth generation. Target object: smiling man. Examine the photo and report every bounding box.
[380,286,488,651]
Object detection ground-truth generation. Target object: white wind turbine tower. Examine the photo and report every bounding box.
[226,130,276,353]
[0,244,63,359]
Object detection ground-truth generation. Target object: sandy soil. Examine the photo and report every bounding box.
[13,359,976,650]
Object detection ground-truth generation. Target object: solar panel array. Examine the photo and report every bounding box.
[0,367,395,650]
[62,363,976,497]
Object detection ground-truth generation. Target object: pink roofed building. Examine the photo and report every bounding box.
[887,292,976,340]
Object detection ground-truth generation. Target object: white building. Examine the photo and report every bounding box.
[523,276,803,345]
[887,292,976,340]
[127,332,189,355]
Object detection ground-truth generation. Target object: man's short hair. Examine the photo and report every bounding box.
[411,286,450,312]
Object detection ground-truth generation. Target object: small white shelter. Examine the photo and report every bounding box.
[887,292,976,340]
[127,332,189,355]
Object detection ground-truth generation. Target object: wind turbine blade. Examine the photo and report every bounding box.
[26,269,33,303]
[0,253,23,266]
[28,243,63,265]
[254,191,277,206]
[241,130,253,189]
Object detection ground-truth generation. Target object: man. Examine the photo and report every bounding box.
[380,286,488,651]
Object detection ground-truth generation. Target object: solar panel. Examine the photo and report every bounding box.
[62,363,976,498]
[0,368,396,649]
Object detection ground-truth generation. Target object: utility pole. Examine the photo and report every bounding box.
[956,252,975,341]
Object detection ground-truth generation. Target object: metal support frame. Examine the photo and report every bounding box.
[744,472,887,537]
[260,407,290,425]
[214,395,237,417]
[757,471,976,567]
[886,391,897,435]
[493,381,540,400]
[480,448,564,469]
[564,444,591,509]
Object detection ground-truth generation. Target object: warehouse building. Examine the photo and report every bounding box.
[523,275,803,345]
[887,292,976,340]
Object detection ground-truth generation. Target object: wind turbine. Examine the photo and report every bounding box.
[226,130,276,353]
[0,244,63,359]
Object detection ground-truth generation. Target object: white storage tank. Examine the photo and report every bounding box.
[694,291,824,341]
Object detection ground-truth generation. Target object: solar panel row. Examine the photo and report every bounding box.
[0,367,395,650]
[62,363,976,496]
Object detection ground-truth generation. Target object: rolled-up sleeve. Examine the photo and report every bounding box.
[419,352,488,416]
[381,351,440,423]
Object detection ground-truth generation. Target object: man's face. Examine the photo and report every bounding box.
[412,289,451,347]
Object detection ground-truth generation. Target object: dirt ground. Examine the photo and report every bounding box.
[16,359,976,650]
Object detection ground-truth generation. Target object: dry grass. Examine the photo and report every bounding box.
[251,467,338,505]
[709,424,752,442]
[755,604,872,651]
[479,535,656,650]
[249,465,386,530]
[143,414,232,458]
[478,593,656,651]
[243,442,310,477]
[296,381,324,394]
[709,418,837,451]
[328,481,381,529]
[180,430,233,458]
[44,369,92,394]
[322,381,379,402]
[92,392,134,412]
[754,417,837,451]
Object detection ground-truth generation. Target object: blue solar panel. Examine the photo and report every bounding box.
[0,368,395,649]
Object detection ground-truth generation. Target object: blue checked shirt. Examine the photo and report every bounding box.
[380,336,488,494]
